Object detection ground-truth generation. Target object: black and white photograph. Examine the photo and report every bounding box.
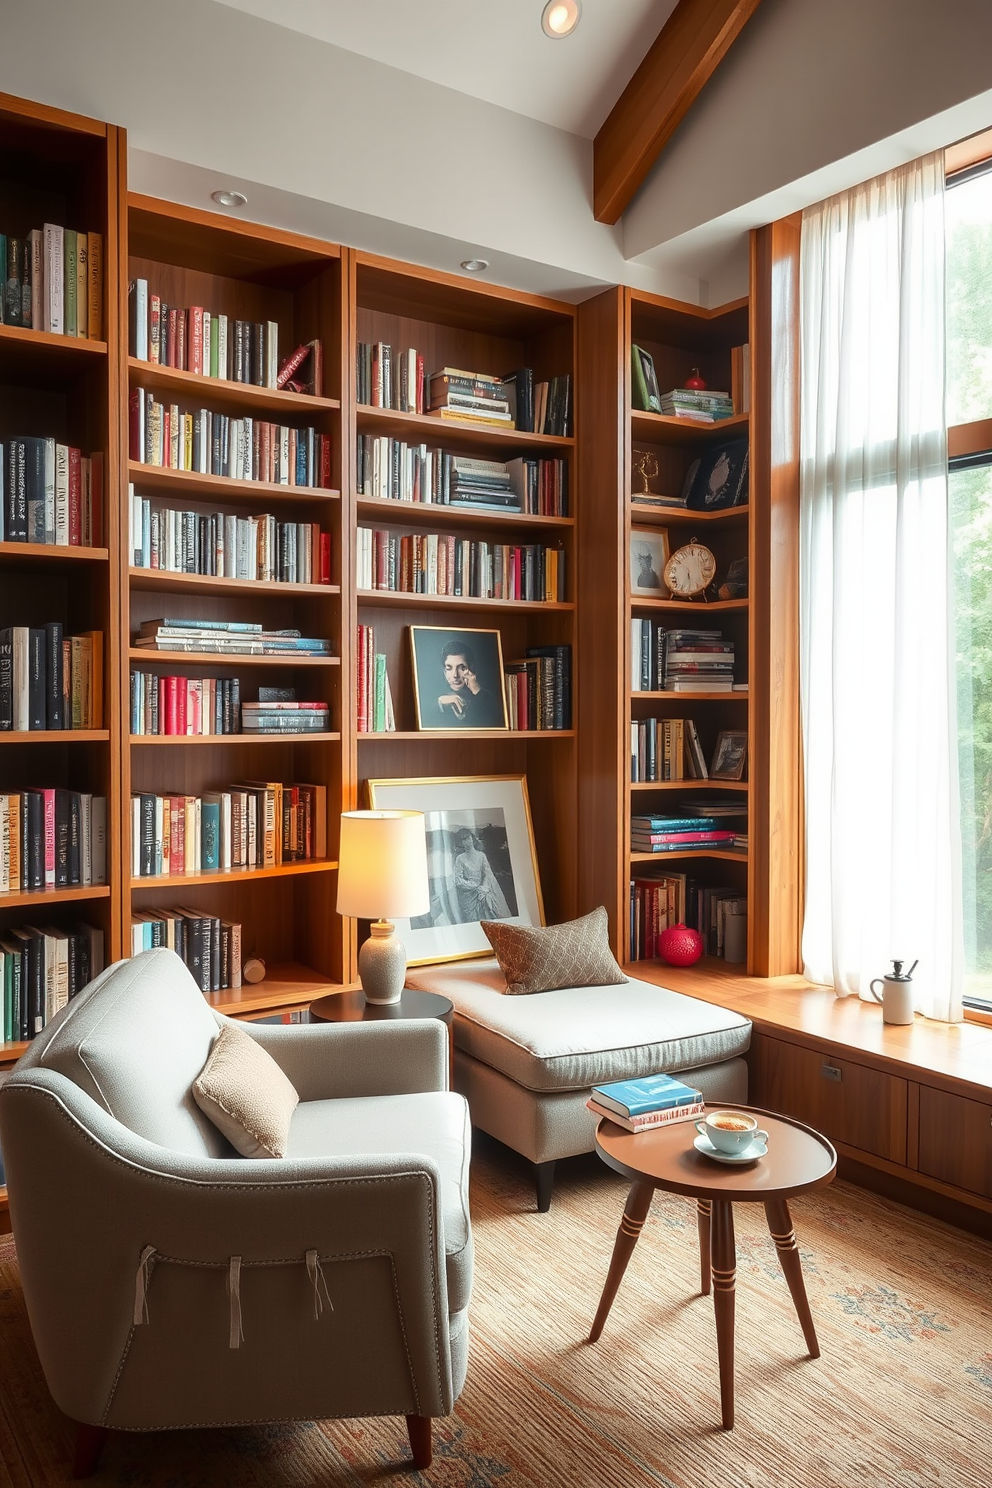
[711,729,749,780]
[685,439,749,511]
[365,775,544,963]
[409,626,508,731]
[629,527,670,596]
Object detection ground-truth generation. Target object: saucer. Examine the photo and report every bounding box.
[693,1132,768,1165]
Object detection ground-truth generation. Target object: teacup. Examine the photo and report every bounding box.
[695,1109,767,1155]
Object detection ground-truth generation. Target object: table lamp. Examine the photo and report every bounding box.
[337,810,430,1004]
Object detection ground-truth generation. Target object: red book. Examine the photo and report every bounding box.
[164,676,179,735]
[41,788,56,886]
[170,798,184,875]
[632,830,735,844]
[318,434,332,488]
[166,308,177,367]
[149,294,161,363]
[276,343,311,389]
[356,624,368,732]
[68,447,82,545]
[176,681,187,736]
[176,309,187,371]
[189,307,204,375]
[89,451,104,545]
[319,531,331,585]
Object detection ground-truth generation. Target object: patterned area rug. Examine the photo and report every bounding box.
[2,1135,991,1487]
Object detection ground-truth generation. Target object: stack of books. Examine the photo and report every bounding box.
[2,922,105,1042]
[241,694,330,735]
[130,672,241,736]
[1,225,102,338]
[631,814,736,854]
[132,619,333,657]
[504,645,572,731]
[128,490,331,584]
[0,791,107,890]
[129,391,332,487]
[130,781,326,877]
[428,368,512,428]
[355,437,568,516]
[663,630,735,692]
[681,799,749,850]
[356,529,565,603]
[1,439,104,546]
[130,911,242,992]
[1,625,103,731]
[446,456,519,510]
[356,624,396,734]
[587,1072,704,1132]
[660,388,735,422]
[356,342,425,411]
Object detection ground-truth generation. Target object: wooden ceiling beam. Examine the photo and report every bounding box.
[593,0,765,225]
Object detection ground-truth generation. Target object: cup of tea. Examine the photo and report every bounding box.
[696,1109,766,1154]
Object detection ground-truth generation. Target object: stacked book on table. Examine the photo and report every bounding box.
[428,368,512,428]
[631,814,736,855]
[660,388,735,422]
[587,1072,704,1132]
[133,619,333,657]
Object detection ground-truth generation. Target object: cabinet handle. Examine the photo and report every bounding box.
[821,1064,842,1082]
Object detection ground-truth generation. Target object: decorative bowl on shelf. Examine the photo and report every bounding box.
[658,924,703,966]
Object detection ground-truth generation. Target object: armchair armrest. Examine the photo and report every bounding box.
[240,1016,448,1100]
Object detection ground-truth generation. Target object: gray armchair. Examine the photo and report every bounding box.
[0,949,472,1476]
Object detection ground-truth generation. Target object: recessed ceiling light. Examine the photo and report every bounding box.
[211,189,248,209]
[542,0,580,38]
[460,258,489,273]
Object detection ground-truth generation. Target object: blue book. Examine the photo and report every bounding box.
[592,1072,703,1117]
[631,816,716,831]
[201,801,220,871]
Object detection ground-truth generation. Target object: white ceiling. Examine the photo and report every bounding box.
[213,0,673,138]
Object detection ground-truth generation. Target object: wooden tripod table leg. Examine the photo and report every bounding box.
[710,1199,736,1430]
[696,1199,712,1295]
[765,1198,819,1357]
[588,1178,654,1342]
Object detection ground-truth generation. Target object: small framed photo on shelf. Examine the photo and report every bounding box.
[685,439,749,511]
[631,344,662,413]
[409,626,508,731]
[710,729,748,780]
[629,528,670,596]
[365,774,544,964]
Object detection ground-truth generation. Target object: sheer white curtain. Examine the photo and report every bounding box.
[799,152,964,1021]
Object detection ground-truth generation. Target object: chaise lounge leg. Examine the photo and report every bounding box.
[405,1413,432,1469]
[534,1159,556,1212]
[73,1422,108,1478]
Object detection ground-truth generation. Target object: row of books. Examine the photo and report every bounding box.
[630,716,709,782]
[129,391,333,488]
[2,922,105,1044]
[356,342,426,413]
[504,645,572,731]
[631,813,736,855]
[133,619,333,657]
[355,625,396,734]
[130,780,327,877]
[355,438,568,517]
[1,226,103,338]
[0,791,107,891]
[1,626,103,732]
[356,528,566,603]
[130,671,241,736]
[128,491,332,585]
[630,621,737,693]
[587,1072,704,1132]
[628,874,747,960]
[354,347,571,435]
[1,440,104,546]
[130,913,242,993]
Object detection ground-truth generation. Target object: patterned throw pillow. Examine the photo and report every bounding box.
[481,907,627,995]
[192,1022,299,1158]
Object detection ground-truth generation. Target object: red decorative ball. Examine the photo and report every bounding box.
[658,923,704,966]
[684,367,707,390]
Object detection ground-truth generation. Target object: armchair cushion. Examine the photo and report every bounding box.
[193,1023,299,1158]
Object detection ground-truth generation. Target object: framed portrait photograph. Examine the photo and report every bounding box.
[409,626,508,731]
[686,439,749,511]
[629,527,670,596]
[365,775,545,964]
[710,729,748,781]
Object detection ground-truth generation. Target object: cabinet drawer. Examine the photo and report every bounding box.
[918,1087,992,1198]
[749,1033,908,1164]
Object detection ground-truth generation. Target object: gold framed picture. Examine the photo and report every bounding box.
[710,729,748,781]
[409,625,508,731]
[629,527,670,597]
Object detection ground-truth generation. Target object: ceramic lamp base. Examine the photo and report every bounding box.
[358,921,407,1005]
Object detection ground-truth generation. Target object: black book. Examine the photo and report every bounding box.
[253,322,265,387]
[5,238,22,327]
[67,930,85,999]
[501,368,534,432]
[0,628,12,730]
[210,914,221,992]
[54,789,71,886]
[4,439,28,541]
[20,436,49,545]
[27,628,45,730]
[45,621,63,729]
[24,791,44,890]
[183,913,205,990]
[139,794,156,876]
[68,791,81,884]
[526,644,572,729]
[23,929,44,1036]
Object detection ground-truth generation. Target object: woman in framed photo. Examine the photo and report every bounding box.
[452,827,512,921]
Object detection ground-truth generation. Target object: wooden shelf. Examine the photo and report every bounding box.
[630,411,749,445]
[129,567,339,599]
[357,497,573,531]
[630,779,749,792]
[207,961,343,1018]
[131,733,340,745]
[357,589,572,613]
[358,729,575,742]
[357,403,572,453]
[630,691,747,701]
[0,322,107,383]
[630,503,749,526]
[0,730,110,743]
[629,848,747,863]
[128,357,340,416]
[131,859,337,890]
[0,884,111,909]
[128,461,339,504]
[0,542,108,565]
[128,648,339,668]
[630,596,748,613]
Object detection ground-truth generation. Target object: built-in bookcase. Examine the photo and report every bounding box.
[0,94,123,1070]
[348,255,579,923]
[120,195,348,1012]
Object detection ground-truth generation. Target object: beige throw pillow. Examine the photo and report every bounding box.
[192,1023,299,1158]
[482,907,627,995]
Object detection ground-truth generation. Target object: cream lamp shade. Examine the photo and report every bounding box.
[336,810,430,921]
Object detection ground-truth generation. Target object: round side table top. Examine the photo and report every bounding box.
[309,987,454,1025]
[595,1105,837,1202]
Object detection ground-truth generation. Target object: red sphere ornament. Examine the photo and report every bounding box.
[658,923,704,966]
[684,367,707,390]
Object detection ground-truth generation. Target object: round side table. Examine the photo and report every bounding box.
[309,988,455,1086]
[589,1106,837,1430]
